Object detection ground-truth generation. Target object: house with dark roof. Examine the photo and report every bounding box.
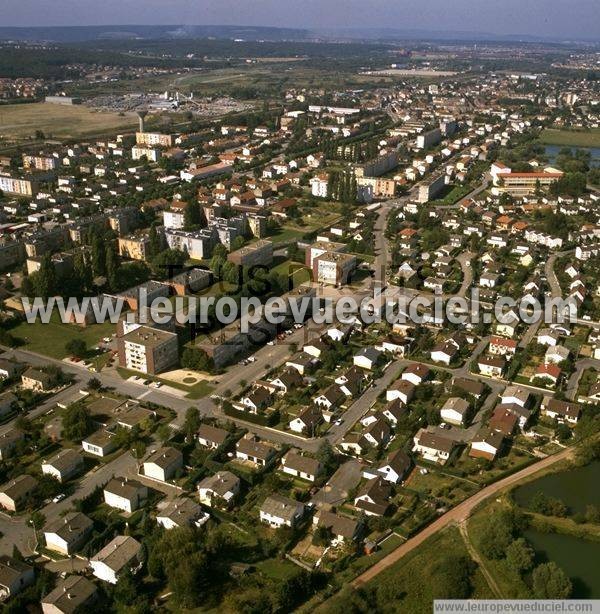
[363,449,412,484]
[43,512,93,555]
[354,477,392,516]
[470,429,505,461]
[197,424,230,449]
[280,450,322,482]
[41,575,98,614]
[260,494,305,528]
[0,556,34,602]
[289,405,323,436]
[197,471,241,508]
[412,429,457,465]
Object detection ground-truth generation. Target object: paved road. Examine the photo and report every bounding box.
[351,445,573,587]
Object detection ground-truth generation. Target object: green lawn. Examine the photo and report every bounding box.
[539,128,600,148]
[11,313,115,360]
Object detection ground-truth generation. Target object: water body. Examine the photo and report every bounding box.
[544,145,600,168]
[513,461,600,514]
[525,528,600,598]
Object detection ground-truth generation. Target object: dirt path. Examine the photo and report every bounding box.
[459,520,502,598]
[352,446,573,586]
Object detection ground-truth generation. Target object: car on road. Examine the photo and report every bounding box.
[440,422,451,430]
[52,493,66,503]
[267,340,275,346]
[151,381,162,388]
[247,356,256,363]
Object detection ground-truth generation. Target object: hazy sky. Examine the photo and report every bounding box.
[3,0,600,39]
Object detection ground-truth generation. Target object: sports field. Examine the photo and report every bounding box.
[0,102,137,141]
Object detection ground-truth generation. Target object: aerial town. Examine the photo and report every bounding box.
[0,13,598,614]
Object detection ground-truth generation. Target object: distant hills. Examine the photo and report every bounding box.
[0,24,597,45]
[0,25,310,43]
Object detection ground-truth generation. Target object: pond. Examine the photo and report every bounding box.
[525,528,600,598]
[513,461,600,515]
[544,145,600,168]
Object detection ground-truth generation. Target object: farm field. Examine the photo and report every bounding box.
[0,102,137,142]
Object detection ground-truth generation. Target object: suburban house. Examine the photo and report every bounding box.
[430,340,460,365]
[452,377,485,399]
[362,449,412,484]
[81,430,118,457]
[489,336,518,357]
[363,417,391,448]
[280,451,322,482]
[478,355,506,378]
[353,347,382,370]
[142,447,183,482]
[21,368,53,392]
[335,366,367,398]
[339,432,370,456]
[259,494,305,528]
[501,386,531,408]
[41,575,98,613]
[239,386,273,414]
[197,471,241,508]
[532,363,562,386]
[313,510,360,544]
[0,556,35,602]
[503,395,536,425]
[43,512,94,555]
[235,436,275,468]
[489,406,519,436]
[41,448,84,483]
[289,405,323,435]
[0,474,38,512]
[103,478,148,513]
[270,368,303,395]
[541,397,581,425]
[440,397,470,426]
[402,363,431,386]
[90,535,142,584]
[156,497,208,529]
[469,429,505,461]
[314,384,345,411]
[386,379,416,405]
[382,398,407,426]
[197,424,230,449]
[412,429,456,464]
[354,477,392,516]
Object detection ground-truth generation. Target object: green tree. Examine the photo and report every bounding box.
[532,562,572,599]
[62,404,92,441]
[65,338,86,359]
[184,200,202,229]
[506,538,535,573]
[35,253,57,299]
[183,407,201,439]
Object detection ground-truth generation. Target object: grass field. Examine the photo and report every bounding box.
[0,102,137,142]
[11,313,115,360]
[320,526,494,613]
[539,128,600,148]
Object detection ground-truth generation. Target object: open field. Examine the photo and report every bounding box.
[11,314,115,360]
[0,102,138,142]
[539,128,600,147]
[316,526,493,613]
